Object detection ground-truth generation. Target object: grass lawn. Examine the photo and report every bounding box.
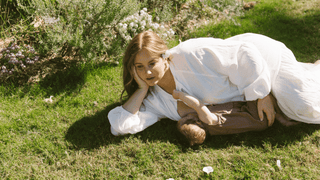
[1,0,320,179]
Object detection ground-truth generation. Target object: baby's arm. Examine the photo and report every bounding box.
[172,90,219,125]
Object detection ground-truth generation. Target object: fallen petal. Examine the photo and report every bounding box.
[203,166,213,174]
[276,160,282,170]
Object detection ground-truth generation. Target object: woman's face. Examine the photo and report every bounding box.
[134,49,168,87]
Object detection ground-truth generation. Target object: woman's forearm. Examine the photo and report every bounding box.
[173,90,218,125]
[122,88,148,114]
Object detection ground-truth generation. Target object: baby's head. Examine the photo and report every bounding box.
[177,113,207,146]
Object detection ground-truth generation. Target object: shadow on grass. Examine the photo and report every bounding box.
[38,61,119,96]
[65,101,185,150]
[0,60,119,99]
[65,101,320,151]
[204,122,320,150]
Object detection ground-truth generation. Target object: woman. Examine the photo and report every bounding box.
[108,31,320,136]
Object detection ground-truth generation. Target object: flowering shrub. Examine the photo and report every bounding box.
[139,0,187,23]
[16,0,140,62]
[0,42,40,82]
[116,8,175,43]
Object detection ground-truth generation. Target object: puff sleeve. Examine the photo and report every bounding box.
[108,105,164,136]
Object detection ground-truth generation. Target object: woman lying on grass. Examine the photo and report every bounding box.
[108,31,320,136]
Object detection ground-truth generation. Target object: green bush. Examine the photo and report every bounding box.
[139,0,187,22]
[16,0,141,62]
[0,0,29,28]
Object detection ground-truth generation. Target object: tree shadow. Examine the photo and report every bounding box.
[0,60,119,100]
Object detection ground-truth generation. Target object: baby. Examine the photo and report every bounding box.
[173,90,300,146]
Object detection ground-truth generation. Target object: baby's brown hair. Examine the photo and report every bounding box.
[177,113,207,146]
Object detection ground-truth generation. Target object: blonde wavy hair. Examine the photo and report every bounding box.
[121,31,172,101]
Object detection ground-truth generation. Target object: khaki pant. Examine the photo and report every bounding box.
[202,100,294,135]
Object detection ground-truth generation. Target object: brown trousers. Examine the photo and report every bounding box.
[202,100,293,135]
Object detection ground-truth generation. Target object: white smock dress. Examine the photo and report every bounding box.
[108,33,320,136]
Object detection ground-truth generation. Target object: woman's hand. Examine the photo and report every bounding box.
[257,94,276,127]
[173,90,219,125]
[133,67,149,90]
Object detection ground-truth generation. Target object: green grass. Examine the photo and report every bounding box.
[1,0,320,179]
[188,0,320,62]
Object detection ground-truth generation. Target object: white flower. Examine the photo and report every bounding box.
[125,36,132,41]
[162,33,167,38]
[129,22,135,28]
[276,160,282,170]
[169,29,175,35]
[160,25,165,29]
[141,20,146,27]
[44,96,54,103]
[143,7,147,12]
[152,23,159,29]
[203,166,214,174]
[122,24,127,30]
[166,178,174,180]
[141,26,145,30]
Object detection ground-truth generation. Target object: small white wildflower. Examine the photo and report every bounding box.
[143,7,147,12]
[152,23,159,29]
[166,178,174,180]
[44,96,54,103]
[141,26,145,30]
[129,22,134,28]
[276,160,282,170]
[2,66,6,70]
[203,166,214,174]
[160,25,165,29]
[156,16,160,21]
[162,33,167,38]
[125,36,132,41]
[140,20,146,26]
[170,29,175,35]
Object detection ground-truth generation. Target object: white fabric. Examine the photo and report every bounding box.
[227,33,320,124]
[108,33,320,135]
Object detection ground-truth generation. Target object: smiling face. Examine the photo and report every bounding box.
[134,48,168,87]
